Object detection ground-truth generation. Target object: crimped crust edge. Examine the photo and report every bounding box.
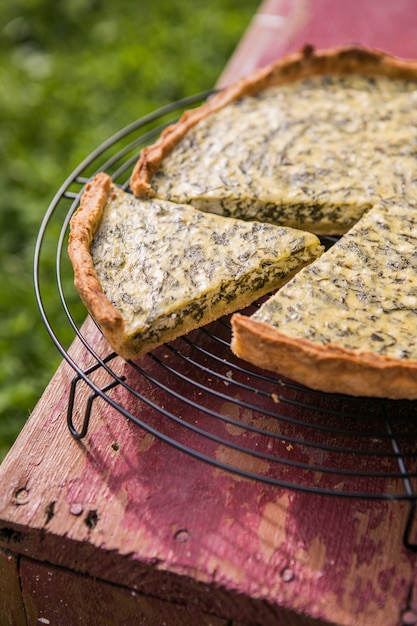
[68,173,137,358]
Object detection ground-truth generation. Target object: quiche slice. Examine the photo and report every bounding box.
[68,173,323,360]
[130,45,417,234]
[232,202,417,399]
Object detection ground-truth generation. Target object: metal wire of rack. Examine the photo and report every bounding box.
[34,92,417,550]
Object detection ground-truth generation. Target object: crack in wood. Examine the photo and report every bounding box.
[84,510,99,530]
[44,502,56,526]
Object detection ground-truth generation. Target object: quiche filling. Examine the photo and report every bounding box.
[251,202,417,359]
[149,75,417,233]
[89,183,322,356]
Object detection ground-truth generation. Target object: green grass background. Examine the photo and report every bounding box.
[0,0,259,461]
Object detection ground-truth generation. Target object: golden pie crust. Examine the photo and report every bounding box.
[68,174,127,355]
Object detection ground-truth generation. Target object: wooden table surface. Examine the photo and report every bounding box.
[2,1,417,625]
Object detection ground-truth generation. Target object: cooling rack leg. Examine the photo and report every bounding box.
[67,375,126,440]
[385,417,417,552]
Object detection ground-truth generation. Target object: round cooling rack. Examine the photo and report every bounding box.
[34,92,417,549]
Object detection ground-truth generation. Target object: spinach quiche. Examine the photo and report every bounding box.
[129,44,417,398]
[68,173,322,360]
[131,45,417,235]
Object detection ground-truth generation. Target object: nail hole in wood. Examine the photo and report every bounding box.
[174,529,190,543]
[70,503,84,516]
[14,488,29,506]
[281,567,295,582]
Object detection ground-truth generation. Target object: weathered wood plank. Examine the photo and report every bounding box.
[19,557,233,626]
[0,549,27,626]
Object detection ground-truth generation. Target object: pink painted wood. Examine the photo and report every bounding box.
[2,1,417,624]
[218,0,417,87]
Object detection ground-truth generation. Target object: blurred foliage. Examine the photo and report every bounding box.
[0,0,259,460]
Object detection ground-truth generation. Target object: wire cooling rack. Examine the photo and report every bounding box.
[34,92,417,550]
